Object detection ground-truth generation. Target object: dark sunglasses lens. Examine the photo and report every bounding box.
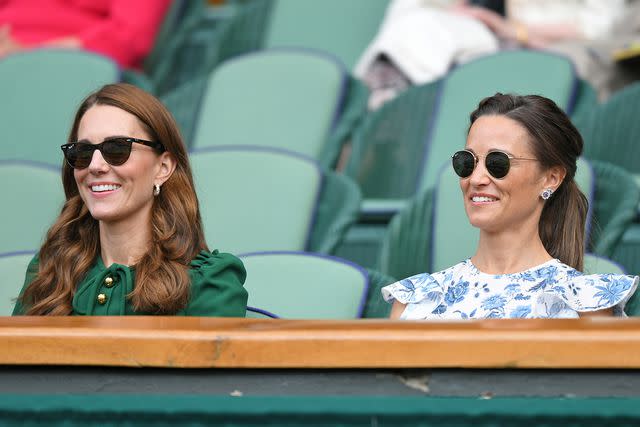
[64,144,94,169]
[102,139,132,166]
[452,151,475,178]
[486,152,510,178]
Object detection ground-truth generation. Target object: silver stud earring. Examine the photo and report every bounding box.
[541,188,553,200]
[153,184,161,196]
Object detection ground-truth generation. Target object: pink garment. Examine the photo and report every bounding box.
[0,0,171,68]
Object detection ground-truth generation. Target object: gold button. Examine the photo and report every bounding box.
[104,277,114,288]
[97,294,107,305]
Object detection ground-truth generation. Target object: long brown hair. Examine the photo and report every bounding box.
[19,83,207,314]
[469,93,588,270]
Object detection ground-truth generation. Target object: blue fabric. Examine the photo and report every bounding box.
[382,259,639,319]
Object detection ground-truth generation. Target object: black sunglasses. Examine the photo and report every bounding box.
[452,149,537,179]
[61,137,165,169]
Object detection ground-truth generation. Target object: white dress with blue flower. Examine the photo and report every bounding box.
[382,259,638,319]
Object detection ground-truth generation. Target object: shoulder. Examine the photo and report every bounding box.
[184,250,248,317]
[535,261,638,316]
[381,261,469,304]
[189,250,247,282]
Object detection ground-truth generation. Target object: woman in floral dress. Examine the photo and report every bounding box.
[383,93,638,319]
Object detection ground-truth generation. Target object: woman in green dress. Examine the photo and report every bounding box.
[13,83,247,316]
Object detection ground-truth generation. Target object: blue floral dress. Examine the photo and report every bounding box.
[382,259,638,319]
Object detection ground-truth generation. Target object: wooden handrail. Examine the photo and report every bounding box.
[2,316,640,368]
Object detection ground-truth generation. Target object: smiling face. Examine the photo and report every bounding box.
[73,104,168,229]
[461,114,557,234]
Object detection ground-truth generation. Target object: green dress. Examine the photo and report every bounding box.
[12,250,248,316]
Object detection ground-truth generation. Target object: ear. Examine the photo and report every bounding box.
[542,165,566,192]
[154,152,177,186]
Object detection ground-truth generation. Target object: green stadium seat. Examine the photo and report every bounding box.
[0,161,65,253]
[239,251,369,319]
[582,82,640,186]
[361,268,396,319]
[189,49,362,168]
[263,0,389,69]
[0,49,119,166]
[189,146,360,255]
[583,253,626,275]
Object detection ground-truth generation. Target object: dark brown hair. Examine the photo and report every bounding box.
[20,83,207,314]
[469,93,588,270]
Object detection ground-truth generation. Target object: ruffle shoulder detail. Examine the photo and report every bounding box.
[381,267,455,319]
[534,269,638,317]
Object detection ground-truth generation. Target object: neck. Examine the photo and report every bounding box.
[99,214,152,267]
[472,224,552,275]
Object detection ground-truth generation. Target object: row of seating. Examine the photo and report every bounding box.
[2,0,638,316]
[0,250,374,319]
[0,149,392,319]
[1,149,635,317]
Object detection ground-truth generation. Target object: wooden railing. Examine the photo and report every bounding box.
[2,316,640,368]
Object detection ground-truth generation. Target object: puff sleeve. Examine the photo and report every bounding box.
[182,250,248,317]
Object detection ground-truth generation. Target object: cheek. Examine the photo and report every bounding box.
[73,169,85,185]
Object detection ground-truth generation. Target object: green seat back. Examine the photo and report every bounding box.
[190,147,322,254]
[307,170,362,254]
[345,81,440,211]
[0,251,35,315]
[419,50,578,192]
[582,82,640,180]
[583,253,626,275]
[431,157,595,272]
[592,160,640,273]
[0,162,65,253]
[361,268,395,318]
[240,251,368,318]
[191,50,346,163]
[263,0,389,69]
[0,50,119,166]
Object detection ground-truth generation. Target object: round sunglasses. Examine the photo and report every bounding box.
[452,150,537,179]
[61,137,165,169]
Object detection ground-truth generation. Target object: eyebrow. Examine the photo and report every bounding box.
[466,148,518,157]
[75,135,133,144]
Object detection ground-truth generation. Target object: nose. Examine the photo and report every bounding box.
[468,158,491,187]
[87,148,109,174]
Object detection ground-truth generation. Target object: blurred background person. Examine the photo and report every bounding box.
[0,0,171,69]
[357,0,636,109]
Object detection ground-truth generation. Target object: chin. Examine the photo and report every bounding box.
[466,214,495,231]
[87,209,122,223]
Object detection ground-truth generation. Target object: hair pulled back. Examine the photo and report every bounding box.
[469,93,588,270]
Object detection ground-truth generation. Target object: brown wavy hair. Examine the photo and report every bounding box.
[469,93,588,271]
[19,83,207,315]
